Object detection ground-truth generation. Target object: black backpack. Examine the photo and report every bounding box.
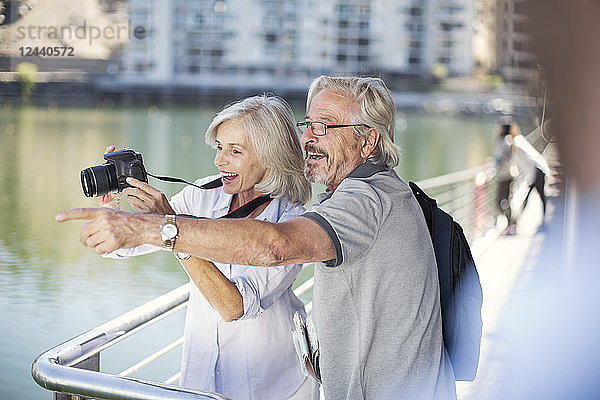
[409,181,483,381]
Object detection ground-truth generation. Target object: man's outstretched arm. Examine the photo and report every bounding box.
[55,207,335,267]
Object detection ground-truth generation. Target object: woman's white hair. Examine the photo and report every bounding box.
[205,94,312,205]
[306,75,400,169]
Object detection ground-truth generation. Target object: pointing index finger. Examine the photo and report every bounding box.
[55,208,105,222]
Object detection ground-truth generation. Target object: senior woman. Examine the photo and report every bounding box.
[101,95,317,400]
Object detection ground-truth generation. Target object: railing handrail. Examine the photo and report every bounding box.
[32,361,229,400]
[32,161,503,400]
[32,283,230,400]
[415,161,494,191]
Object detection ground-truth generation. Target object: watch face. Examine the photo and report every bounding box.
[175,252,191,260]
[161,223,178,239]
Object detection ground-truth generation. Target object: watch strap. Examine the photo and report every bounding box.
[161,215,177,251]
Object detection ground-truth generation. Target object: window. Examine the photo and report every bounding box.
[134,63,148,72]
[441,22,463,31]
[440,6,464,15]
[517,60,535,69]
[409,7,422,16]
[265,33,278,42]
[513,21,527,33]
[407,23,424,32]
[514,1,528,15]
[514,40,532,51]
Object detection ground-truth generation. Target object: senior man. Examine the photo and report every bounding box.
[57,76,457,400]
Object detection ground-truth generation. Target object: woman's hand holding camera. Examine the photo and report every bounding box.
[97,145,175,215]
[122,177,176,215]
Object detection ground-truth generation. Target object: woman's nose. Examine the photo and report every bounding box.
[214,151,228,167]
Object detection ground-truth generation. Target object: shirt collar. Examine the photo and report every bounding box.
[212,188,234,216]
[348,161,388,179]
[316,161,388,203]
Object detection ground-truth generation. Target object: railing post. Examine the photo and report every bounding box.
[474,172,488,238]
[54,353,100,400]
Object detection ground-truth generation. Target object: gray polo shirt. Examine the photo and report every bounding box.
[303,162,456,400]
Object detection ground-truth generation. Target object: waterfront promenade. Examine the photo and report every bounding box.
[457,165,565,399]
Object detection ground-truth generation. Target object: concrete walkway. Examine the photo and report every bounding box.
[457,184,565,399]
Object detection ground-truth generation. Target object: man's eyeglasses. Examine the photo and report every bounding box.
[296,121,371,137]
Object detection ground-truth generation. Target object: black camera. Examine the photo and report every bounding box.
[80,148,148,197]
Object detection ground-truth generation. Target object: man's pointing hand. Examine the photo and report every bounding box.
[55,207,106,222]
[55,207,156,254]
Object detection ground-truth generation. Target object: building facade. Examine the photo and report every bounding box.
[118,0,478,90]
[495,0,538,85]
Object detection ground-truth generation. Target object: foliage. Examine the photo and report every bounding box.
[430,63,449,82]
[487,74,503,86]
[16,62,38,102]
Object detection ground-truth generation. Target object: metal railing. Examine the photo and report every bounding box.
[31,285,228,400]
[417,160,499,245]
[32,163,504,400]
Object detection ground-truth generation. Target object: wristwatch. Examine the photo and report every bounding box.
[175,251,191,260]
[160,215,178,251]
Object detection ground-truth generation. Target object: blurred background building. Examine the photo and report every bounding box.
[495,0,538,85]
[0,0,541,105]
[118,0,476,90]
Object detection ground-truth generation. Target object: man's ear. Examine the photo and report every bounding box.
[361,127,380,159]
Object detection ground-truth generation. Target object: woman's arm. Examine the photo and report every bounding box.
[179,256,243,322]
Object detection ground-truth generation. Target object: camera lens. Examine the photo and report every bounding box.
[80,164,118,197]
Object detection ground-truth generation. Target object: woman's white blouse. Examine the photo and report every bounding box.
[105,175,308,400]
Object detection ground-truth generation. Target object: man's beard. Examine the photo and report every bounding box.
[303,140,365,188]
[304,152,362,188]
[304,163,329,185]
[303,144,330,185]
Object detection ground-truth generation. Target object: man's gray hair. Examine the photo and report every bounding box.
[306,76,400,169]
[205,94,312,205]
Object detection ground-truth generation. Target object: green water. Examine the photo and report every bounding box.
[0,104,504,399]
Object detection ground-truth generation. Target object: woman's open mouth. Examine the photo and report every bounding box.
[221,171,238,184]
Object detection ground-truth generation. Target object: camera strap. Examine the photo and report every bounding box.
[147,172,206,190]
[222,195,272,218]
[149,174,272,219]
[201,177,273,219]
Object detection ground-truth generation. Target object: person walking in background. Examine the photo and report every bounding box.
[494,122,517,234]
[97,95,318,400]
[510,123,551,230]
[56,76,457,400]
